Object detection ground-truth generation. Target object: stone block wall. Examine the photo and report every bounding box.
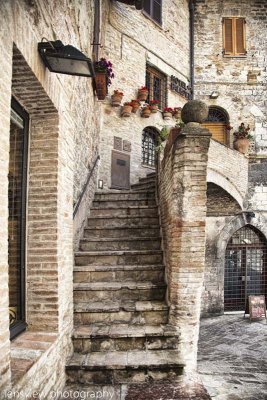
[97,0,191,188]
[194,0,267,155]
[0,0,101,394]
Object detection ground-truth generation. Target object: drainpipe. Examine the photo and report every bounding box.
[189,0,195,99]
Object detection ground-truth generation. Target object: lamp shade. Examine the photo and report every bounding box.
[38,40,95,77]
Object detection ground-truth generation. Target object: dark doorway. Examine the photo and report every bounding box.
[111,150,130,190]
[224,225,267,311]
[9,97,28,339]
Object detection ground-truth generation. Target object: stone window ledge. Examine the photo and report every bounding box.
[11,331,58,385]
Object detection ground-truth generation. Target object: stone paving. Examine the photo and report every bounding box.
[198,314,267,400]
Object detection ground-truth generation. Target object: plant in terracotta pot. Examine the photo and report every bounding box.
[131,99,141,113]
[141,104,151,118]
[137,86,149,101]
[162,107,173,120]
[233,123,252,154]
[111,90,124,107]
[149,100,159,113]
[173,107,182,119]
[94,58,114,100]
[121,102,133,117]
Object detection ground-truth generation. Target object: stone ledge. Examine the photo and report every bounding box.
[10,331,57,385]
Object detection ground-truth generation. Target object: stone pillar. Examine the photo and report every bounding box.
[159,101,211,372]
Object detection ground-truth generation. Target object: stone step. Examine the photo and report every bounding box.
[131,181,156,191]
[139,174,156,183]
[95,190,155,202]
[79,237,161,252]
[92,198,157,208]
[75,250,163,266]
[74,301,169,325]
[87,215,159,228]
[72,323,179,353]
[90,206,158,218]
[73,265,165,283]
[66,350,184,385]
[84,226,160,239]
[73,281,166,302]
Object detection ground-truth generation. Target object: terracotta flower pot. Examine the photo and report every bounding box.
[138,89,148,101]
[95,72,107,100]
[141,108,151,118]
[121,105,133,117]
[150,105,158,113]
[233,138,250,154]
[131,101,140,113]
[163,112,173,120]
[111,94,123,107]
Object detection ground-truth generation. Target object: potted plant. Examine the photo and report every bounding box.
[173,107,182,119]
[137,86,149,101]
[94,58,114,100]
[131,99,141,113]
[141,104,151,118]
[121,102,133,117]
[111,90,124,107]
[233,123,252,154]
[163,107,173,120]
[150,100,159,113]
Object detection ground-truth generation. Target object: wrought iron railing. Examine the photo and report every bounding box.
[73,155,100,218]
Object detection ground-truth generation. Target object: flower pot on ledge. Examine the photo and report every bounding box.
[141,108,151,118]
[233,138,250,154]
[94,72,108,100]
[137,88,149,101]
[121,104,133,117]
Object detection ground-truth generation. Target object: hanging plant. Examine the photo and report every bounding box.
[121,102,133,117]
[163,107,174,120]
[131,99,141,113]
[94,58,114,100]
[141,104,151,118]
[111,90,124,107]
[150,100,159,113]
[137,86,149,101]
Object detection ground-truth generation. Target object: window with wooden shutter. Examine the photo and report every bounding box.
[143,0,162,25]
[145,65,167,110]
[223,18,246,56]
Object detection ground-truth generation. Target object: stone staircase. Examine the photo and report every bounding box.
[66,173,184,388]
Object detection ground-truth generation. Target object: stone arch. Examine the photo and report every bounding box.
[205,106,230,123]
[207,168,244,208]
[216,212,267,260]
[142,126,160,167]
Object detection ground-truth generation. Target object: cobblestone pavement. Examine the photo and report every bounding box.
[198,314,267,400]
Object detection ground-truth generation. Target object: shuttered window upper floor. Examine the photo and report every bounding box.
[143,0,162,25]
[223,18,246,57]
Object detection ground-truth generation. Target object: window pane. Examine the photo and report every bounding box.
[153,0,162,24]
[143,0,151,15]
[224,19,233,54]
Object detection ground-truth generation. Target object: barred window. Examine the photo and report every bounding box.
[145,65,167,110]
[142,128,158,167]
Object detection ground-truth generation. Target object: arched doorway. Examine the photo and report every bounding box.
[142,127,158,168]
[202,106,229,145]
[224,225,267,311]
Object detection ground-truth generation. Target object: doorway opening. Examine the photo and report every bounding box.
[224,225,267,311]
[202,106,229,145]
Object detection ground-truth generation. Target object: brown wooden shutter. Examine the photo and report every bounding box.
[235,18,246,55]
[224,18,233,55]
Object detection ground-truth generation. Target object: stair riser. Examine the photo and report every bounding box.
[84,227,160,239]
[92,199,156,208]
[79,239,161,252]
[74,287,166,302]
[95,192,155,201]
[74,269,164,283]
[66,367,183,385]
[74,310,168,325]
[75,253,163,266]
[90,208,158,218]
[73,336,178,353]
[87,217,159,228]
[131,183,156,191]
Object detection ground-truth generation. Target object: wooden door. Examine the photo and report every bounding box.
[202,122,227,145]
[111,150,130,189]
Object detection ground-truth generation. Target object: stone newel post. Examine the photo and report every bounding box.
[159,100,211,373]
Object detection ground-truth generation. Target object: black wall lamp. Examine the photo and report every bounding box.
[38,40,95,77]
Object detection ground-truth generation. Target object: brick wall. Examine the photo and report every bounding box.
[158,122,211,371]
[98,0,190,188]
[194,0,267,155]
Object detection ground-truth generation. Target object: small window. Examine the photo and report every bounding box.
[142,128,158,167]
[145,65,167,110]
[223,18,246,57]
[143,0,162,25]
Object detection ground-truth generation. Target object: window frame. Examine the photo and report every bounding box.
[142,0,162,27]
[222,17,247,57]
[145,65,167,111]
